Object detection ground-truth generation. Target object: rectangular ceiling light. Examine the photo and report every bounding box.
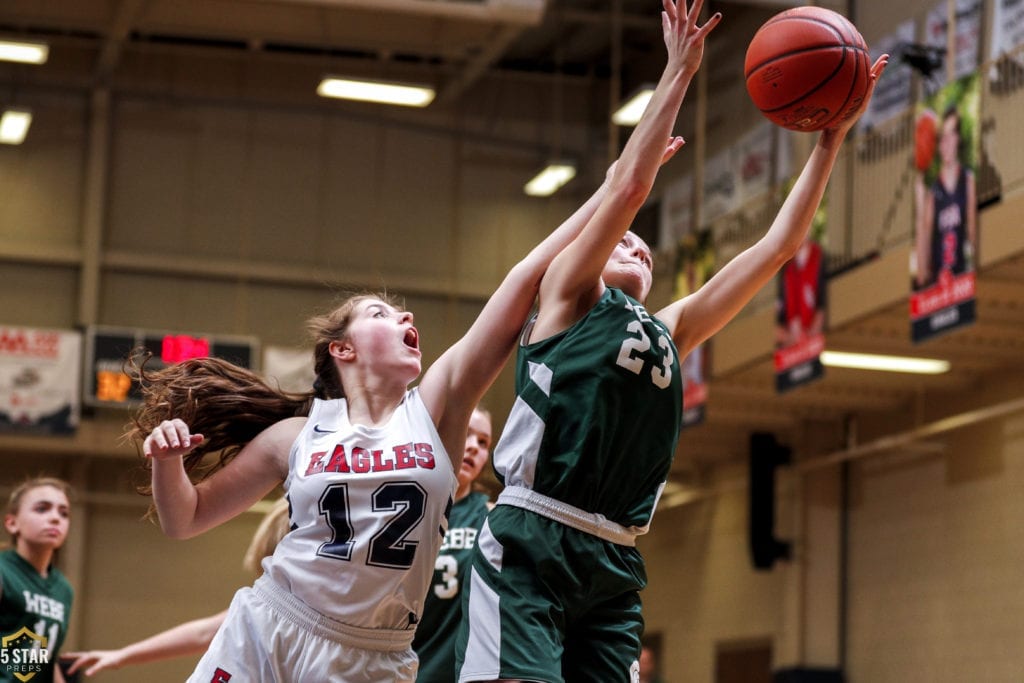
[0,109,32,145]
[612,86,655,126]
[524,163,576,197]
[0,39,49,65]
[317,76,435,108]
[821,351,950,375]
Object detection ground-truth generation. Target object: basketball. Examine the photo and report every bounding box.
[914,108,938,171]
[744,7,871,132]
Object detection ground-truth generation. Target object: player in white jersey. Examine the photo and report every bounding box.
[131,132,689,681]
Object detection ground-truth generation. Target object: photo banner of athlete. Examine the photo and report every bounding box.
[910,73,980,343]
[673,230,713,428]
[774,174,828,393]
[774,236,827,393]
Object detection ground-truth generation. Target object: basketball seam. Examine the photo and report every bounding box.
[757,46,852,115]
[745,42,868,79]
[745,16,850,77]
[822,50,867,128]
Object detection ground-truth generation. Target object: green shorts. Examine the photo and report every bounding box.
[455,504,647,682]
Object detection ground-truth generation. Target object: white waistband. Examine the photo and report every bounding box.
[496,486,639,547]
[253,575,414,651]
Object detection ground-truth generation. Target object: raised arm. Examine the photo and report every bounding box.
[63,610,227,676]
[418,162,624,457]
[659,55,889,359]
[147,418,296,539]
[536,0,719,328]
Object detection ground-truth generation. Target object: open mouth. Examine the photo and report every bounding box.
[403,327,419,350]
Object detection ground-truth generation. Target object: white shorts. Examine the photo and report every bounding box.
[187,576,419,683]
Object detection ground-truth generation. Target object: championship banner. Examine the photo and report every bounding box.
[674,231,714,428]
[0,326,81,435]
[910,73,980,343]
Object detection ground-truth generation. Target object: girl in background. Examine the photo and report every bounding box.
[1,477,74,683]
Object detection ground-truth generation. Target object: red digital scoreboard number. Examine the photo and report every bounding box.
[160,335,211,363]
[85,326,257,408]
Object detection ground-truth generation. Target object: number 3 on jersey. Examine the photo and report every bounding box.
[615,320,675,389]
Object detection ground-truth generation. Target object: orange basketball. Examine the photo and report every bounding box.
[744,7,871,132]
[914,109,938,171]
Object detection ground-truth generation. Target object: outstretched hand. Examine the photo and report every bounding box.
[62,650,124,676]
[662,0,722,77]
[143,418,205,459]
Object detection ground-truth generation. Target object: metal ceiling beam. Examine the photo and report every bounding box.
[247,0,548,24]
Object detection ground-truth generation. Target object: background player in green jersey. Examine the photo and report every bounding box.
[1,477,74,683]
[413,406,494,682]
[455,0,890,679]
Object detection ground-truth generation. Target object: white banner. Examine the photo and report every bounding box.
[658,173,693,250]
[702,147,738,226]
[860,19,916,129]
[926,0,983,85]
[0,326,81,434]
[734,122,776,205]
[991,0,1024,63]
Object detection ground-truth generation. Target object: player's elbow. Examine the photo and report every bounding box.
[159,517,199,540]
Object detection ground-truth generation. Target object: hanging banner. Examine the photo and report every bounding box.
[910,73,980,343]
[702,148,738,227]
[0,327,81,435]
[674,230,714,428]
[925,0,983,90]
[990,0,1024,78]
[774,176,828,393]
[734,123,775,206]
[658,172,693,251]
[859,19,916,129]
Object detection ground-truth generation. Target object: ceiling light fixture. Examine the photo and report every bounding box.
[612,85,655,126]
[0,109,32,145]
[0,39,49,65]
[821,351,950,374]
[524,163,576,197]
[316,76,435,108]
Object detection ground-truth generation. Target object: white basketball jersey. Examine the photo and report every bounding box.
[263,388,456,630]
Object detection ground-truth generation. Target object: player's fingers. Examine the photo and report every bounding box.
[696,11,722,38]
[871,54,889,79]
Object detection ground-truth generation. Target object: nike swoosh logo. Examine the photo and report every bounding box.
[312,424,337,434]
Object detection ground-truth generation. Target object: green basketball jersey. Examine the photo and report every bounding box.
[0,549,74,683]
[412,491,490,682]
[493,287,683,528]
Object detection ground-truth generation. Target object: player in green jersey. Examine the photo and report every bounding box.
[413,406,494,682]
[455,0,890,678]
[1,477,74,683]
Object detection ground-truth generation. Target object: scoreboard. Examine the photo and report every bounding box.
[84,325,259,408]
